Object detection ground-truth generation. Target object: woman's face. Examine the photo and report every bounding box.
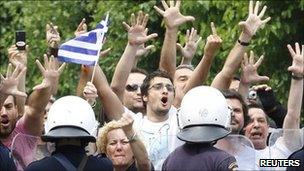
[106,128,134,167]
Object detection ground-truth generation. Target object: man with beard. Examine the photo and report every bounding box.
[0,64,25,171]
[216,89,257,170]
[0,55,65,170]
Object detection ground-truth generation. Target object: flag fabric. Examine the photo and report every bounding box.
[58,13,109,66]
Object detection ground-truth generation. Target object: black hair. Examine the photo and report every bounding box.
[247,102,270,125]
[131,68,148,76]
[140,70,174,98]
[221,89,250,127]
[176,64,194,71]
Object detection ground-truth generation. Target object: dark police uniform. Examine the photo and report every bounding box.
[162,143,238,171]
[25,145,112,171]
[0,142,17,171]
[286,146,304,171]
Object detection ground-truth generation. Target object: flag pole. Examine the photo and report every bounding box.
[90,12,109,83]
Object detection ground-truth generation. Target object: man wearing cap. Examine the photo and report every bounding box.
[162,86,238,171]
[25,96,113,171]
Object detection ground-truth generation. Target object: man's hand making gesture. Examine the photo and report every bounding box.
[239,1,271,42]
[0,64,27,98]
[287,43,304,76]
[154,0,195,29]
[33,55,65,91]
[46,23,60,49]
[123,11,158,46]
[177,28,202,65]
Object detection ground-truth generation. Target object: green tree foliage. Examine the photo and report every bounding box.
[0,1,303,123]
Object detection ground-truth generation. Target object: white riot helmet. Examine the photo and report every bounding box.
[42,96,99,142]
[177,86,231,143]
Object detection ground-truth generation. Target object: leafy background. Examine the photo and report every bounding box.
[0,0,303,125]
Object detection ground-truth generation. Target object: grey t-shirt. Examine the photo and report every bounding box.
[162,143,238,171]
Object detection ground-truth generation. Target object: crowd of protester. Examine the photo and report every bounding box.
[1,0,303,171]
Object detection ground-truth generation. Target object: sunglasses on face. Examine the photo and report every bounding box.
[148,83,174,92]
[125,84,141,92]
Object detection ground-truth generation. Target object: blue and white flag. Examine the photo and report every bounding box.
[58,13,109,66]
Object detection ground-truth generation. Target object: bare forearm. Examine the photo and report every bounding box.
[76,66,91,97]
[111,44,138,101]
[159,28,178,79]
[238,79,250,102]
[184,55,214,93]
[127,130,150,171]
[211,41,247,90]
[180,57,191,66]
[16,65,26,116]
[93,66,124,120]
[283,78,303,129]
[24,86,52,136]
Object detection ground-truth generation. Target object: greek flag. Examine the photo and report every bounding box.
[58,13,109,66]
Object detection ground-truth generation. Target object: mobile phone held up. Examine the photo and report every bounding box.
[15,30,26,50]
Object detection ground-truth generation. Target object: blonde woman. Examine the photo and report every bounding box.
[97,113,151,171]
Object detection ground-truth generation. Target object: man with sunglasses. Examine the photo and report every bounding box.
[122,68,147,114]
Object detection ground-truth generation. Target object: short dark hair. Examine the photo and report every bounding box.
[221,89,249,127]
[176,64,194,71]
[140,70,174,97]
[247,102,270,125]
[131,68,148,76]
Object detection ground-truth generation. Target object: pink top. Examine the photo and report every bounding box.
[2,117,38,171]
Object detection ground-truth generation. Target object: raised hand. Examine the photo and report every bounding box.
[135,28,155,57]
[118,112,135,136]
[204,22,222,57]
[154,0,195,29]
[83,81,98,106]
[177,27,202,61]
[46,23,60,48]
[239,1,271,38]
[0,64,27,97]
[241,51,269,84]
[122,11,158,46]
[7,44,28,68]
[287,43,304,76]
[33,55,66,90]
[74,18,87,37]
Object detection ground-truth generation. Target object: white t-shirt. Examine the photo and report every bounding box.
[125,106,184,170]
[256,137,292,170]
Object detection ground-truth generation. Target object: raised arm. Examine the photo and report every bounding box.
[46,23,60,58]
[111,11,157,101]
[7,45,28,116]
[90,65,124,120]
[0,64,27,108]
[120,112,150,171]
[283,43,303,130]
[133,29,155,69]
[238,51,269,100]
[24,55,65,136]
[155,0,195,79]
[211,1,271,90]
[174,23,221,107]
[177,28,202,66]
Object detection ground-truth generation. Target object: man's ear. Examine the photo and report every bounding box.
[143,95,148,103]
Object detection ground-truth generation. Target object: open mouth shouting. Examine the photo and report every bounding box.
[0,116,10,128]
[161,96,168,107]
